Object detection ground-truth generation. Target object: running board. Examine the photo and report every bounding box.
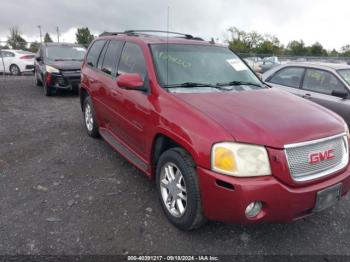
[99,128,149,172]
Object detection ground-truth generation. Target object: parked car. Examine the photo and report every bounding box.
[34,43,86,96]
[244,57,262,73]
[263,62,350,125]
[259,56,281,73]
[0,49,35,75]
[80,30,350,230]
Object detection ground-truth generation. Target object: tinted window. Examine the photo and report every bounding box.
[101,40,123,76]
[97,41,109,70]
[118,42,147,79]
[1,51,15,57]
[270,67,305,88]
[303,69,346,94]
[86,40,106,68]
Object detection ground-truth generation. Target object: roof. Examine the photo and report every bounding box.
[283,61,350,71]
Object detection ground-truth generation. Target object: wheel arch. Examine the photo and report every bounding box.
[79,85,90,111]
[150,132,197,179]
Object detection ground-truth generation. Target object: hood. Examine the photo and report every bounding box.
[47,60,82,71]
[173,88,345,148]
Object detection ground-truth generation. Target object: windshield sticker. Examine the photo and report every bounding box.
[158,51,191,68]
[226,59,248,71]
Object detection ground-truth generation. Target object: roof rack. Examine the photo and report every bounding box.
[99,30,204,41]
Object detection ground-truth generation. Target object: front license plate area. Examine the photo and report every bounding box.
[313,183,342,212]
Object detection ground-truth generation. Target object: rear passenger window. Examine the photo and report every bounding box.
[118,42,147,80]
[86,40,106,68]
[269,67,305,88]
[101,40,123,76]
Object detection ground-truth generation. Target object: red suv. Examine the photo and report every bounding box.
[80,30,350,230]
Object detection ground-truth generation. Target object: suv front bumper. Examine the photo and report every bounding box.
[197,166,350,224]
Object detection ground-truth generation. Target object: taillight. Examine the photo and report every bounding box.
[20,55,35,59]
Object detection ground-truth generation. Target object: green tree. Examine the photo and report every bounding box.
[340,45,350,57]
[307,42,327,56]
[286,40,306,56]
[44,33,53,43]
[329,49,339,57]
[76,27,94,47]
[7,26,27,50]
[29,41,40,53]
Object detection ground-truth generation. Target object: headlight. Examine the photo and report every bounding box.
[211,142,271,177]
[46,65,59,73]
[344,122,350,138]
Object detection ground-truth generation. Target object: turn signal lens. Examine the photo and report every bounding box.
[214,146,236,173]
[211,142,271,177]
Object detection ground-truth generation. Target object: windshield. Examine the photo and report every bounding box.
[338,69,350,86]
[150,44,262,91]
[46,45,86,61]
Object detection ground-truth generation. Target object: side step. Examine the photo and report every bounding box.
[99,128,149,172]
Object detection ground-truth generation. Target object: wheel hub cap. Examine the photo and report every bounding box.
[160,163,187,217]
[85,104,93,131]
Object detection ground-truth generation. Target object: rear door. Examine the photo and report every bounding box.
[300,68,350,124]
[97,40,124,129]
[266,66,306,96]
[82,40,108,122]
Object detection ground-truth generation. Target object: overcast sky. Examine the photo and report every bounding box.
[0,0,349,50]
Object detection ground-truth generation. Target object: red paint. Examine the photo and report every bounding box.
[80,34,350,224]
[309,149,335,164]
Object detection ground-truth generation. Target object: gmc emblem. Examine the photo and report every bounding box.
[309,149,335,164]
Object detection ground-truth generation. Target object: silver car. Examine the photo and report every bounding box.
[263,62,350,125]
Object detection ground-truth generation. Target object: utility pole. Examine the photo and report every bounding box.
[56,26,60,42]
[38,25,42,43]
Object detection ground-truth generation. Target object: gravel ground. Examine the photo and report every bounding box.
[0,76,350,255]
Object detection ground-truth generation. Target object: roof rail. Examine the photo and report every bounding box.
[99,30,205,41]
[124,30,204,41]
[99,31,124,37]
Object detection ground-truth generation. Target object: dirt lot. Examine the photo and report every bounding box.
[0,76,350,255]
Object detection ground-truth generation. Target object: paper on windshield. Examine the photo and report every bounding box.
[226,58,248,71]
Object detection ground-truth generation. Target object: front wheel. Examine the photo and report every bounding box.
[156,148,206,230]
[35,70,42,86]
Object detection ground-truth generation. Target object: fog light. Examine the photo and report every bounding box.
[245,201,262,218]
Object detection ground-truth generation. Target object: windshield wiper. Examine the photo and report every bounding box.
[164,82,231,90]
[216,80,263,88]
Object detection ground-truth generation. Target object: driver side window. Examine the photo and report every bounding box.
[302,69,345,95]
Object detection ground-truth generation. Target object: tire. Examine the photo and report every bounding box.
[156,147,206,230]
[35,70,42,86]
[10,64,21,76]
[43,76,56,96]
[83,96,100,138]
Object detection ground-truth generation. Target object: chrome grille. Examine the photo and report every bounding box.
[285,134,348,182]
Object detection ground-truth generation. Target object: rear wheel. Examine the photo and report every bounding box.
[156,147,206,230]
[83,96,100,138]
[10,64,20,76]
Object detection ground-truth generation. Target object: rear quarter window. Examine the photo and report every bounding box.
[86,40,107,68]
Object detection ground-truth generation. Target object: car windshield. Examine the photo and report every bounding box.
[338,69,350,86]
[150,44,263,92]
[46,45,86,61]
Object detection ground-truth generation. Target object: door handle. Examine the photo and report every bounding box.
[302,93,311,99]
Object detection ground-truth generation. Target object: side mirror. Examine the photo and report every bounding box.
[331,90,348,99]
[35,55,41,62]
[117,73,145,91]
